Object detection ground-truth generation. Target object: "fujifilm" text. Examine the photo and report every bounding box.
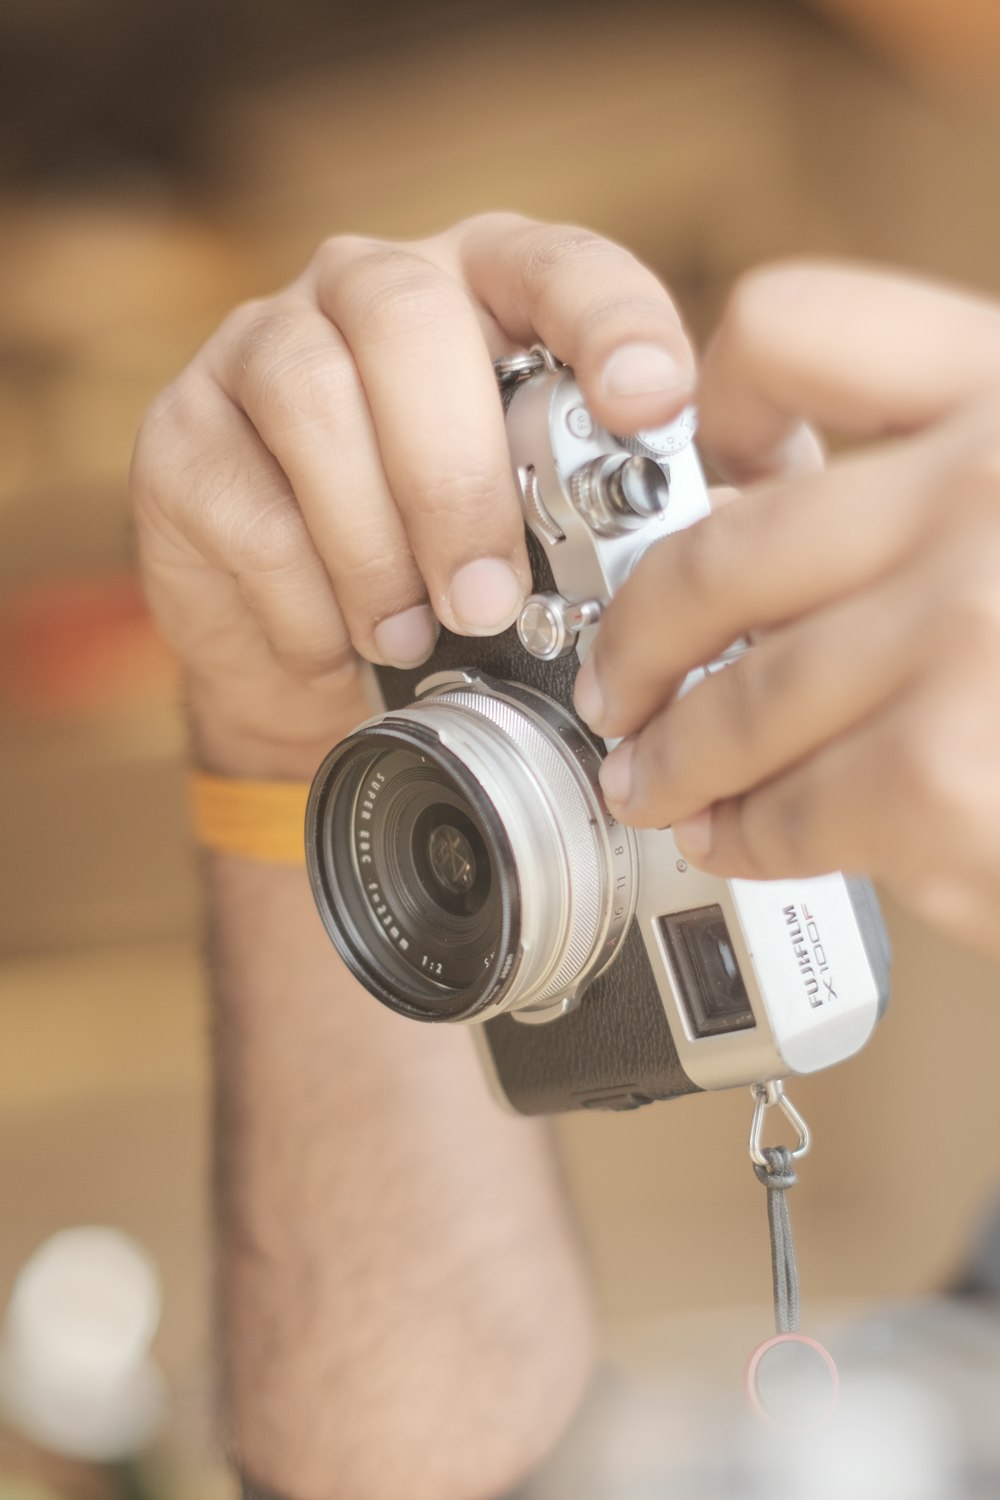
[784,904,837,1007]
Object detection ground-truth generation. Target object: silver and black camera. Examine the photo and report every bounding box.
[305,348,890,1115]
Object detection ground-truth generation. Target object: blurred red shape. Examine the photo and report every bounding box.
[0,573,177,721]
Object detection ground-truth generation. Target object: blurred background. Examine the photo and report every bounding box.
[2,0,1000,1493]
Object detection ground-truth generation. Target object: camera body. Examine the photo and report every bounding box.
[305,350,891,1115]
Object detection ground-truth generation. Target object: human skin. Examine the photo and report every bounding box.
[130,213,701,1500]
[134,218,1000,1494]
[575,263,1000,959]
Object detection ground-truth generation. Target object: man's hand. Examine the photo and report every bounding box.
[574,263,1000,956]
[131,212,695,776]
[130,215,698,1500]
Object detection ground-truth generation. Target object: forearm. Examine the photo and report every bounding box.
[201,714,596,1500]
[134,211,703,1500]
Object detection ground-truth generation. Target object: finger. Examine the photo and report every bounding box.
[311,239,531,637]
[669,713,900,881]
[450,213,697,435]
[573,434,940,740]
[596,562,926,828]
[668,670,981,899]
[136,371,353,681]
[208,295,438,668]
[698,261,1000,484]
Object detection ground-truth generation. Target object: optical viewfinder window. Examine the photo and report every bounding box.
[659,905,755,1040]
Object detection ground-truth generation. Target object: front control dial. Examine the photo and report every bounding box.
[516,592,603,661]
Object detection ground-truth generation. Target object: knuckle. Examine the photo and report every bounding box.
[456,209,534,245]
[932,581,1000,666]
[337,250,453,340]
[130,376,204,521]
[229,305,299,391]
[669,514,731,610]
[711,657,766,756]
[232,304,299,381]
[231,309,356,433]
[217,295,277,353]
[232,496,304,577]
[575,293,680,352]
[407,455,511,535]
[342,546,420,605]
[889,709,956,818]
[719,268,775,352]
[742,784,806,874]
[950,438,1000,518]
[636,722,674,803]
[273,640,353,681]
[723,259,819,346]
[130,397,168,500]
[517,223,618,287]
[259,352,353,436]
[899,872,973,940]
[310,232,382,278]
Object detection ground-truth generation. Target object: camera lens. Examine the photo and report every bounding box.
[307,734,513,1019]
[306,677,638,1024]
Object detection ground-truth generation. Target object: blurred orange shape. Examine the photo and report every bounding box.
[0,574,177,721]
[806,0,1000,81]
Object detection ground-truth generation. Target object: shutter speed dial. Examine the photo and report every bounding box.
[616,407,698,460]
[516,593,603,661]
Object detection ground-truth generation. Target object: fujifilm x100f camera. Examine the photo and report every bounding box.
[305,347,891,1115]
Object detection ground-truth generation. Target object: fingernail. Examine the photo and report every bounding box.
[601,343,693,400]
[673,809,713,859]
[573,657,606,730]
[599,739,635,808]
[450,557,523,634]
[373,604,438,666]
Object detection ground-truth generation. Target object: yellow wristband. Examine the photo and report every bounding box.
[189,772,311,865]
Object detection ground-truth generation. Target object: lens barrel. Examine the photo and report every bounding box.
[306,675,637,1024]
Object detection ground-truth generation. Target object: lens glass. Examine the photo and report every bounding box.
[411,804,489,917]
[356,748,502,993]
[311,733,516,1018]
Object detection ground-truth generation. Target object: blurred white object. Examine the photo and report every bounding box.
[0,1225,166,1460]
[754,1372,960,1500]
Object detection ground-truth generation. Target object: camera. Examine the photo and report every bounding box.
[305,347,891,1115]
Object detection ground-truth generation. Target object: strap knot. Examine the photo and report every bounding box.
[753,1145,797,1191]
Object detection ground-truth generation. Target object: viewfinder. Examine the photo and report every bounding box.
[659,905,755,1040]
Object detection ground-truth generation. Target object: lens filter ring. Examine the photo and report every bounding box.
[306,676,639,1026]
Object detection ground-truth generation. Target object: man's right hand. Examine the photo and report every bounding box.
[130,212,697,776]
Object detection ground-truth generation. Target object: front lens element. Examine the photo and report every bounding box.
[355,748,502,993]
[307,723,521,1022]
[415,806,484,910]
